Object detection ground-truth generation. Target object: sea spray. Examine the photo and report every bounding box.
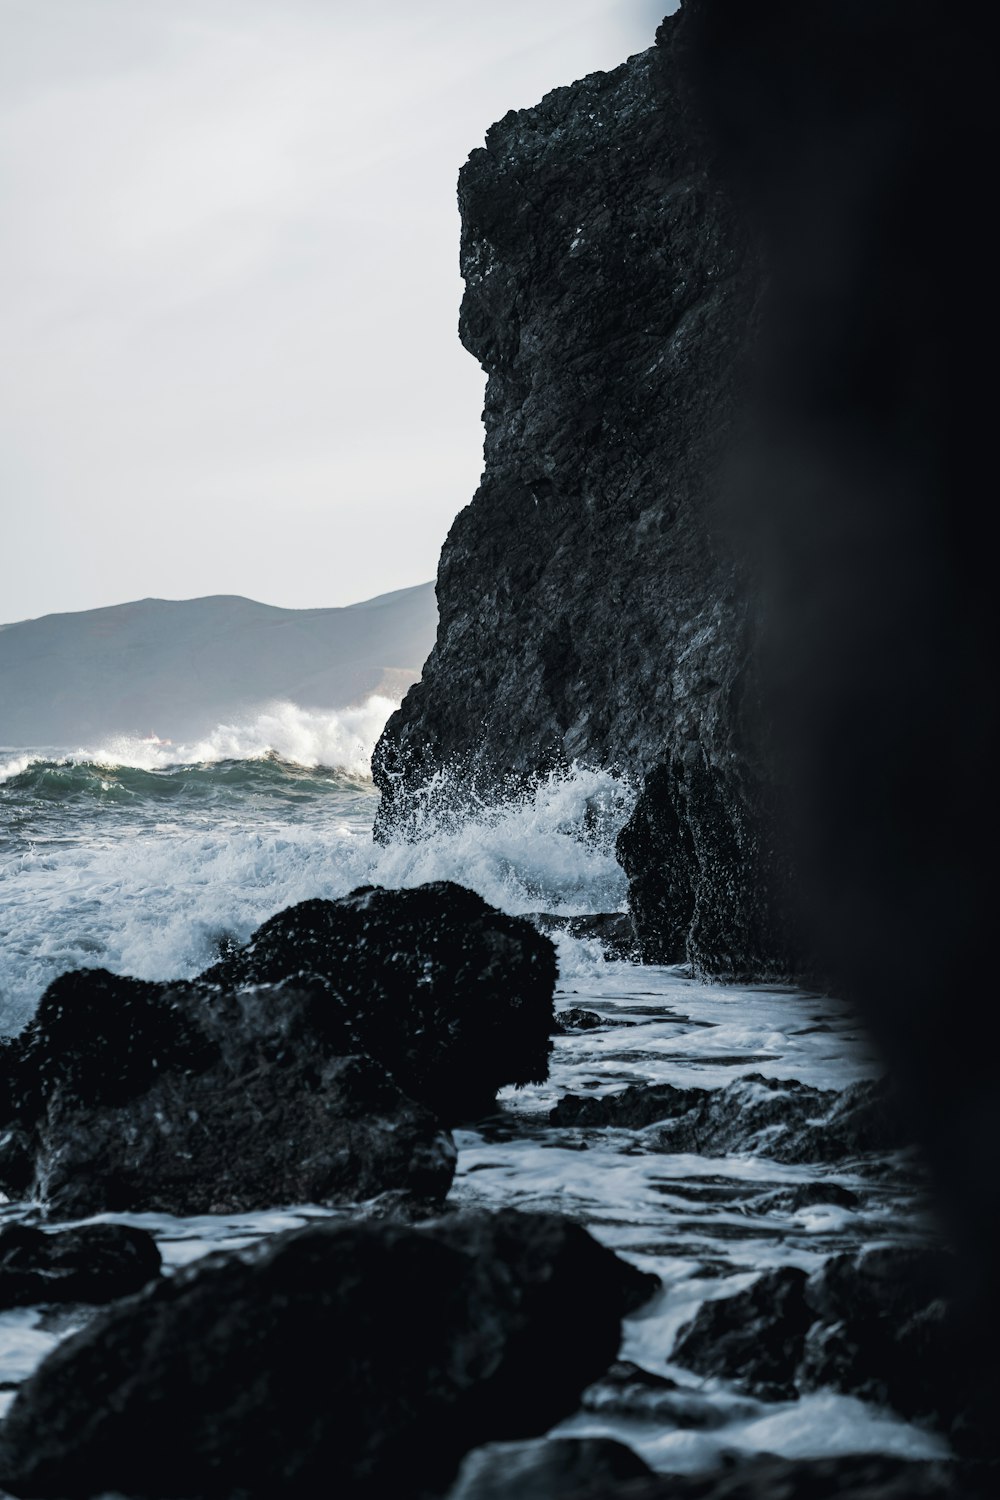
[1,710,635,1032]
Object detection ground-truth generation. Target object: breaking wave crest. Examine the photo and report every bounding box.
[0,696,399,787]
[0,753,636,1031]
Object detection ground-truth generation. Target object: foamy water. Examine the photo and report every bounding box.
[0,707,949,1473]
[1,705,631,1032]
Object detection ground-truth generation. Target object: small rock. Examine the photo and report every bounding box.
[0,1223,161,1309]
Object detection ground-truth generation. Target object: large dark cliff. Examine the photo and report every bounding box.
[373,13,791,978]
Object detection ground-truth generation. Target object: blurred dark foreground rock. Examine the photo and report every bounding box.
[0,1223,161,1310]
[0,882,556,1217]
[0,1209,657,1500]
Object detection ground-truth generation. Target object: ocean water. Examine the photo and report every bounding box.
[0,704,947,1472]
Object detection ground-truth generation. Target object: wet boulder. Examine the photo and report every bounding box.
[670,1246,980,1448]
[0,1222,161,1309]
[0,1209,656,1500]
[200,881,558,1121]
[672,1267,813,1400]
[0,969,455,1218]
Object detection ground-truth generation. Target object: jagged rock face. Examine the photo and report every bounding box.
[371,18,790,975]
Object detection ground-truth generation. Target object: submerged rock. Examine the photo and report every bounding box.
[0,1209,656,1500]
[447,1437,652,1500]
[554,1008,635,1034]
[672,1267,812,1400]
[201,881,557,1121]
[526,913,639,962]
[0,1223,161,1310]
[670,1245,977,1445]
[550,1074,905,1164]
[1,968,455,1218]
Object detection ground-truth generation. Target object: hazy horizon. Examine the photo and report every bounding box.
[1,1,671,622]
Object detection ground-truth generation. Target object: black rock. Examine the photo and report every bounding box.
[799,1247,970,1436]
[527,913,639,962]
[370,15,795,982]
[554,1008,635,1034]
[581,1360,758,1431]
[446,1438,652,1500]
[200,881,557,1121]
[669,1244,980,1446]
[550,1073,905,1165]
[751,1181,860,1214]
[0,1222,161,1309]
[672,1267,813,1399]
[0,1209,656,1500]
[550,1081,709,1131]
[1,969,455,1218]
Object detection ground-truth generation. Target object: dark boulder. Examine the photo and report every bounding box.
[672,1267,812,1399]
[0,1209,657,1500]
[200,881,557,1121]
[1,969,455,1218]
[0,1222,161,1309]
[447,1438,652,1500]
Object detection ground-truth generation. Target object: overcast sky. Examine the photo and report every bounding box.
[1,1,670,622]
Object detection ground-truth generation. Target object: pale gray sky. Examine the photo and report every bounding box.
[1,1,670,622]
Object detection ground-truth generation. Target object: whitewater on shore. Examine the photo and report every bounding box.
[0,702,944,1470]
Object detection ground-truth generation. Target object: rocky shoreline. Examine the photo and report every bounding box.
[1,0,993,1493]
[0,893,989,1495]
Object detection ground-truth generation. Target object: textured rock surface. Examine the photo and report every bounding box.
[371,13,793,977]
[201,881,557,1121]
[0,1210,656,1500]
[0,967,455,1217]
[550,1073,904,1164]
[671,1246,977,1446]
[0,1223,161,1310]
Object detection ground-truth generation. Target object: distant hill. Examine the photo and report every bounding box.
[0,584,436,747]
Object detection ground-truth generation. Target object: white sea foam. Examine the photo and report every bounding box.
[0,755,634,1032]
[0,695,399,783]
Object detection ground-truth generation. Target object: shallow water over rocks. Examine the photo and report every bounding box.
[0,953,947,1478]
